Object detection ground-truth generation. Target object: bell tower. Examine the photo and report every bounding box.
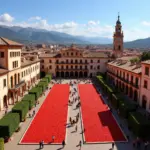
[113,13,124,58]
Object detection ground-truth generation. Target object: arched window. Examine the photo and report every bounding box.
[66,59,68,63]
[71,59,73,63]
[118,45,121,50]
[80,60,82,63]
[85,60,87,63]
[75,59,78,63]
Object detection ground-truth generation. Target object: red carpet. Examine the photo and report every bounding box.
[78,84,126,143]
[20,84,69,144]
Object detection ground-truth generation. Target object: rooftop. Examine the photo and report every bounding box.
[21,58,40,68]
[0,37,23,46]
[83,52,108,58]
[108,58,142,74]
[0,68,8,75]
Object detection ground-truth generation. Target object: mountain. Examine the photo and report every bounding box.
[0,25,150,48]
[75,36,112,44]
[124,38,150,48]
[0,25,89,44]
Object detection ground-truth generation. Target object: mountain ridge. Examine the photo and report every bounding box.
[0,25,150,48]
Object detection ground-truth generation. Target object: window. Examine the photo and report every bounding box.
[118,45,121,50]
[3,79,6,87]
[41,59,44,63]
[42,65,44,69]
[66,59,68,63]
[85,60,87,63]
[144,80,148,89]
[0,52,4,58]
[90,66,93,69]
[91,60,93,63]
[49,60,52,63]
[49,65,52,69]
[145,67,149,76]
[97,60,100,63]
[71,52,73,56]
[97,66,100,69]
[22,72,23,77]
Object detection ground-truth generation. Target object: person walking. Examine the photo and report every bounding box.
[62,140,65,148]
[41,140,44,149]
[112,142,115,149]
[39,141,42,149]
[79,140,82,150]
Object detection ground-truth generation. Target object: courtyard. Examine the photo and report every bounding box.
[4,79,138,150]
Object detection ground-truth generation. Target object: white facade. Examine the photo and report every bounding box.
[0,74,8,111]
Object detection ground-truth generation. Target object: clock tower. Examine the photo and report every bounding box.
[113,14,124,58]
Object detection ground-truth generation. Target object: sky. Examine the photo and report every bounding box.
[0,0,150,41]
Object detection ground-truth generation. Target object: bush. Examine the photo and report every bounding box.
[40,78,49,84]
[111,94,124,109]
[0,113,20,138]
[128,112,150,139]
[0,138,4,150]
[45,74,51,82]
[119,101,137,118]
[22,94,36,110]
[37,82,47,92]
[12,101,29,122]
[29,87,42,100]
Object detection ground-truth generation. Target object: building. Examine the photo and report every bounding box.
[39,44,109,78]
[113,14,124,58]
[0,37,40,111]
[107,15,150,112]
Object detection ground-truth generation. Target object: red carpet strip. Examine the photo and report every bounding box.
[78,84,126,143]
[20,84,69,144]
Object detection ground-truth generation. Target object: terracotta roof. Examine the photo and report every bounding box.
[0,37,23,46]
[39,53,58,58]
[21,59,40,68]
[142,60,150,65]
[108,60,141,74]
[83,52,108,58]
[0,68,8,75]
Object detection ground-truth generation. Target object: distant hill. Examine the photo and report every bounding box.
[124,38,150,48]
[0,25,150,48]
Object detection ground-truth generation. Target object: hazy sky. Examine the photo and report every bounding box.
[0,0,150,41]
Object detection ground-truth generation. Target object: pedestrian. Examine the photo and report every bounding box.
[75,125,77,132]
[79,140,82,149]
[144,141,148,150]
[112,142,115,149]
[62,140,65,148]
[39,141,42,149]
[41,140,44,149]
[52,135,55,142]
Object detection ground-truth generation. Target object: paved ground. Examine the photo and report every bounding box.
[4,79,135,150]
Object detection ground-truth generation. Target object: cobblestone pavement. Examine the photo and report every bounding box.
[4,79,134,150]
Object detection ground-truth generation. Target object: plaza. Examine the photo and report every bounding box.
[3,79,136,150]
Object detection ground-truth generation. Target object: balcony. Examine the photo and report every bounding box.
[9,80,25,91]
[55,62,88,65]
[55,68,88,71]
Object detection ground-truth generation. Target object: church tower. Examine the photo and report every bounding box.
[113,14,124,58]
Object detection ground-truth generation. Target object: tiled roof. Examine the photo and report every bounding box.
[83,52,108,58]
[0,68,8,75]
[142,60,150,65]
[21,59,40,68]
[108,59,141,74]
[39,53,58,58]
[0,37,23,46]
